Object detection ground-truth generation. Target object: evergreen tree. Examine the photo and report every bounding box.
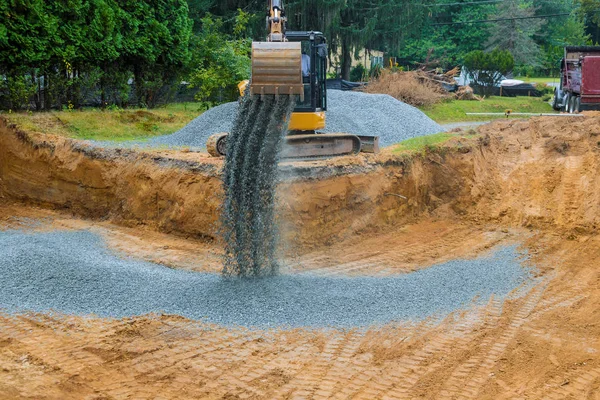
[286,0,429,80]
[577,0,600,43]
[403,0,494,69]
[485,0,544,66]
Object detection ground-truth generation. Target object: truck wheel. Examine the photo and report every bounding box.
[552,89,560,111]
[568,95,576,114]
[563,93,571,113]
[574,96,581,113]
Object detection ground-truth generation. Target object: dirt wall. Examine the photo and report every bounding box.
[0,119,466,248]
[0,120,223,239]
[468,116,600,233]
[3,115,600,249]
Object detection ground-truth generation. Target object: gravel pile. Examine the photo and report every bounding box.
[324,90,444,146]
[142,90,444,150]
[0,229,533,328]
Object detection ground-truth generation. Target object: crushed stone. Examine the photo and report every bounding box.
[115,90,444,150]
[0,229,534,329]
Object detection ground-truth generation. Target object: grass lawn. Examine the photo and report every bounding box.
[2,102,202,141]
[390,132,457,154]
[421,96,555,124]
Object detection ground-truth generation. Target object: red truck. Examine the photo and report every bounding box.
[553,46,600,113]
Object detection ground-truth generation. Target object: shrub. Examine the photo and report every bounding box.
[350,64,367,82]
[535,82,554,96]
[464,49,515,96]
[188,12,251,108]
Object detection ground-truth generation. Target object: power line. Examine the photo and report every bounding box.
[432,12,572,25]
[422,0,571,7]
[423,0,503,7]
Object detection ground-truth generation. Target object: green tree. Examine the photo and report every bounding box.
[187,11,251,107]
[541,15,591,76]
[402,0,495,69]
[0,0,193,110]
[577,0,600,43]
[464,48,514,95]
[0,0,57,109]
[286,0,429,80]
[119,0,193,108]
[485,0,544,67]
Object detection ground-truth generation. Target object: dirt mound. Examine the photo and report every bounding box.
[363,70,450,107]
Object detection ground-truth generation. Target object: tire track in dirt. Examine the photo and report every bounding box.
[286,224,509,276]
[199,339,316,398]
[321,302,500,399]
[556,156,586,228]
[529,367,600,399]
[270,332,359,399]
[309,333,366,399]
[436,279,549,399]
[124,330,264,399]
[374,305,500,400]
[0,315,107,398]
[0,315,265,399]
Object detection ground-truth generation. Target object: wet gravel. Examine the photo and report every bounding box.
[138,90,444,150]
[0,229,533,329]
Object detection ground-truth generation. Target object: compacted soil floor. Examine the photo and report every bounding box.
[0,205,599,399]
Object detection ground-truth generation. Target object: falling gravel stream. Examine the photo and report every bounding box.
[221,94,295,277]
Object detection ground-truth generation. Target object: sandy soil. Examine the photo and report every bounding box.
[0,224,598,399]
[2,114,600,398]
[0,204,514,276]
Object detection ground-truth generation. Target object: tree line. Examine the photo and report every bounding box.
[2,0,599,110]
[192,0,597,77]
[1,0,195,110]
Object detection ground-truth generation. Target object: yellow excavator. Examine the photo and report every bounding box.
[206,0,379,159]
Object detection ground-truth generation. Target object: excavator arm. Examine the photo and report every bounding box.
[249,0,304,99]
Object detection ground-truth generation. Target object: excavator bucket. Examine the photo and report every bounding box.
[250,42,304,100]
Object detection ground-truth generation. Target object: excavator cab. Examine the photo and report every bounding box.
[285,31,328,133]
[240,31,328,133]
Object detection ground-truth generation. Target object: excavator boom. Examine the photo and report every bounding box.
[249,1,304,99]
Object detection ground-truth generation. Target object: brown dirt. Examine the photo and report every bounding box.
[362,70,450,107]
[1,114,600,398]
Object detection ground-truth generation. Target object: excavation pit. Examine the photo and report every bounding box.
[2,114,600,398]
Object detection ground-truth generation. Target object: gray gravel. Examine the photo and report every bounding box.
[147,101,239,149]
[0,229,533,328]
[323,90,444,146]
[129,90,444,150]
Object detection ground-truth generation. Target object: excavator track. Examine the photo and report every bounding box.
[280,133,361,159]
[205,132,362,160]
